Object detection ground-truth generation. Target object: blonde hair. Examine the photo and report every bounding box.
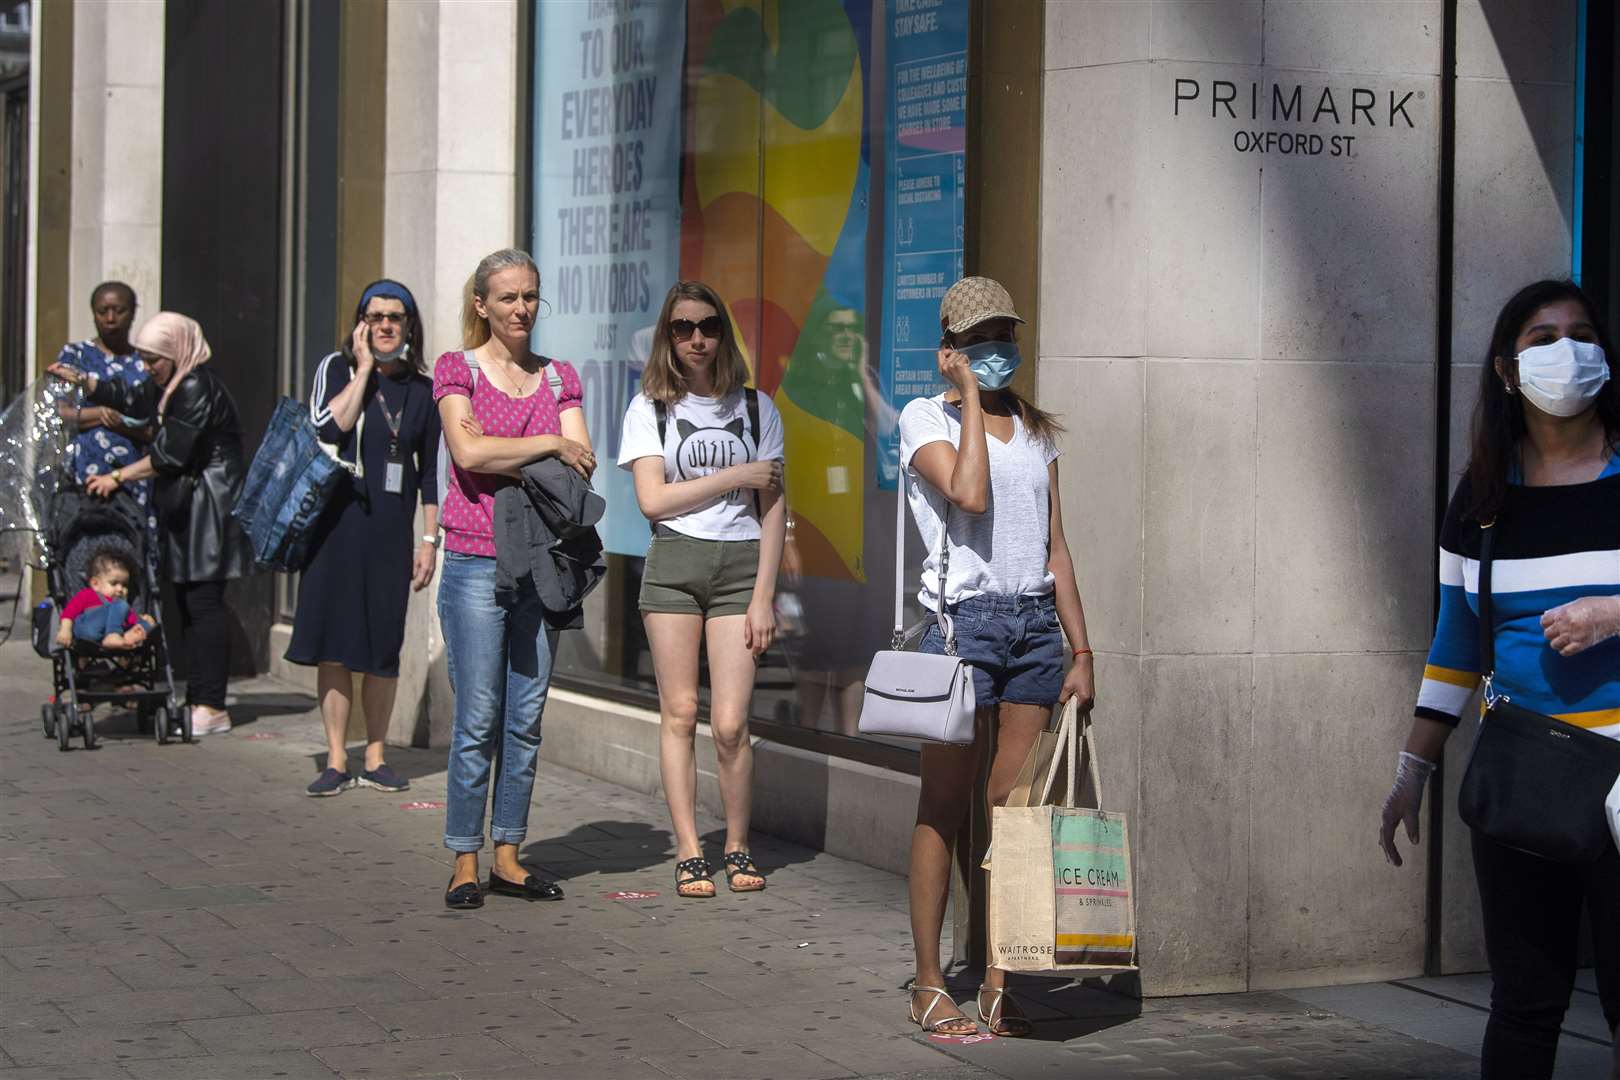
[461,248,540,349]
[640,281,751,404]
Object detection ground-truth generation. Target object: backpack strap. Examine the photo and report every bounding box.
[744,387,763,519]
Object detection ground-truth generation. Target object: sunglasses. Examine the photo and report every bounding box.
[670,316,724,341]
[364,312,408,326]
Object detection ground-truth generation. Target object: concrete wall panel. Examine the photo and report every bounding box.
[1040,63,1149,360]
[1456,0,1576,83]
[1041,358,1145,655]
[1262,1,1443,76]
[1451,78,1574,362]
[1149,0,1262,65]
[1143,361,1257,655]
[1257,74,1439,364]
[1146,63,1261,360]
[1249,652,1429,988]
[1044,0,1148,71]
[1439,706,1489,973]
[1253,363,1435,654]
[1136,655,1253,995]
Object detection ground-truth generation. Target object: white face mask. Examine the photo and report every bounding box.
[1515,338,1610,418]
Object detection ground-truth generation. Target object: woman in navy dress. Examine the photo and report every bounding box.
[286,280,441,796]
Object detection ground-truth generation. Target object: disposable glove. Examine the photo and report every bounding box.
[1541,596,1620,657]
[1379,751,1436,867]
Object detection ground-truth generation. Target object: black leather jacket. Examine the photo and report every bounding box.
[89,368,253,583]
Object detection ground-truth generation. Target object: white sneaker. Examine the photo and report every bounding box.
[189,707,232,736]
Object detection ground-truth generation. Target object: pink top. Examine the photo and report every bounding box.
[62,587,139,627]
[432,350,584,557]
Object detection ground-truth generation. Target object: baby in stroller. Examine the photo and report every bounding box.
[55,547,158,650]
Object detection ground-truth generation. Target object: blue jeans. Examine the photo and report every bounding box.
[73,599,131,642]
[438,551,559,853]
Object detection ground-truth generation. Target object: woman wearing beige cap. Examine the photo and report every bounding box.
[899,276,1096,1036]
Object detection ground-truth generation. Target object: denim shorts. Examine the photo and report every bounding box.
[919,592,1064,708]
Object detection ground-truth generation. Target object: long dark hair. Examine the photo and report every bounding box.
[1464,279,1619,521]
[343,279,427,376]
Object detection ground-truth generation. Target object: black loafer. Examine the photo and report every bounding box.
[487,873,564,901]
[444,880,484,910]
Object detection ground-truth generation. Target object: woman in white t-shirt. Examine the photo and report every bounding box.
[617,281,787,899]
[898,277,1097,1037]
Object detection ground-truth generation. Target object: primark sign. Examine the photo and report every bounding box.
[1173,77,1422,158]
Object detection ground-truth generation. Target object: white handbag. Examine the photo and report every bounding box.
[857,463,977,744]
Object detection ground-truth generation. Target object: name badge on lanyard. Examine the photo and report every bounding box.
[376,381,408,495]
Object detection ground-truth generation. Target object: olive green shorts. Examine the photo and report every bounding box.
[638,531,760,617]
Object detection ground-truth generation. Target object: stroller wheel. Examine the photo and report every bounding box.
[82,712,97,750]
[155,705,171,745]
[41,704,54,738]
[177,705,193,744]
[56,707,73,752]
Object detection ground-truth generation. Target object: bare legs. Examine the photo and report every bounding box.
[645,611,765,895]
[317,663,398,773]
[908,702,1050,1031]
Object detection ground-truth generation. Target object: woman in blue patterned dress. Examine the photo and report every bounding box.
[56,282,155,530]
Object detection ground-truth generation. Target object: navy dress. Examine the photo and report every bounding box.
[285,353,440,677]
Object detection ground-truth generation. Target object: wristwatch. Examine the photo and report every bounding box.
[110,468,124,486]
[421,534,441,547]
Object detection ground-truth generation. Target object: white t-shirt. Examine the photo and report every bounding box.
[617,389,785,541]
[898,394,1059,610]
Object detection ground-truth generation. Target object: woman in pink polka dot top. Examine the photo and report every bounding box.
[432,247,596,911]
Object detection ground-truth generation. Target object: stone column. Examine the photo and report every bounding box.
[1040,1,1444,994]
[1439,0,1579,975]
[384,0,522,748]
[69,0,164,317]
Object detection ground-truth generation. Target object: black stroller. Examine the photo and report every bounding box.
[34,489,190,749]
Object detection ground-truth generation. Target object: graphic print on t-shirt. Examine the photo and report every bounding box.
[675,417,750,502]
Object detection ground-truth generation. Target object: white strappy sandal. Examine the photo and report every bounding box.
[908,984,978,1034]
[976,984,1032,1037]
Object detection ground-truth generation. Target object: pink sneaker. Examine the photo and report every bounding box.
[189,707,232,736]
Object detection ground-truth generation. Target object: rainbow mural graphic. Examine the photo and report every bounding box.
[680,0,875,583]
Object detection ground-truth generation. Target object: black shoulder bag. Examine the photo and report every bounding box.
[1457,520,1620,863]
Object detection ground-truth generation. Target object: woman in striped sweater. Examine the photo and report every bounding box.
[1380,279,1619,1079]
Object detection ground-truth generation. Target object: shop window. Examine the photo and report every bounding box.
[530,0,970,762]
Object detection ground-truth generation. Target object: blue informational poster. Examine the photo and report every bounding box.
[532,0,685,556]
[879,0,968,489]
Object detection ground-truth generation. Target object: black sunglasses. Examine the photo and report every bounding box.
[670,316,724,341]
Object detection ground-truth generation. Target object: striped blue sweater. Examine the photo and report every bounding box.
[1416,451,1620,738]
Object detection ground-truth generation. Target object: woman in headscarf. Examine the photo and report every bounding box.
[49,312,252,736]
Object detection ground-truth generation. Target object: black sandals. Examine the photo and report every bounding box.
[675,856,716,898]
[721,850,767,893]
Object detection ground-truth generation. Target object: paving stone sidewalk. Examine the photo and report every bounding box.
[0,621,1521,1079]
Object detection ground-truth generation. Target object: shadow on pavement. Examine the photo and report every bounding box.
[229,688,318,728]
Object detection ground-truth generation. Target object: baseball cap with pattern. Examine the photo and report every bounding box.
[939,276,1024,335]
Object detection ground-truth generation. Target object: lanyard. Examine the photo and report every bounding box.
[373,378,409,459]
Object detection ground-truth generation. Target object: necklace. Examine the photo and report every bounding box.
[480,349,538,397]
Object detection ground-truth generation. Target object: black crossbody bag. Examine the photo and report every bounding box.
[1457,520,1620,863]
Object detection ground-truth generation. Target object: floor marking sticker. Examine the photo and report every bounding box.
[604,890,660,901]
[242,732,282,741]
[399,800,445,810]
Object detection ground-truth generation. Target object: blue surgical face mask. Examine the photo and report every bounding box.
[960,339,1022,390]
